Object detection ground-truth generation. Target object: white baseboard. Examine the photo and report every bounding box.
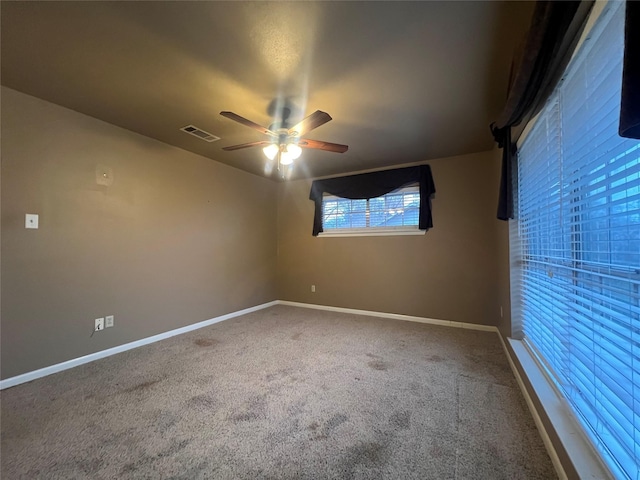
[278,300,499,332]
[0,300,278,390]
[1,300,496,390]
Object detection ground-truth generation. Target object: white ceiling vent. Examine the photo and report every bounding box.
[180,125,220,142]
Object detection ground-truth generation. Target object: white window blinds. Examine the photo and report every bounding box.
[322,186,420,231]
[512,2,640,478]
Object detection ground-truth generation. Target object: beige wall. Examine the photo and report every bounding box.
[1,86,513,380]
[277,150,508,327]
[1,87,278,379]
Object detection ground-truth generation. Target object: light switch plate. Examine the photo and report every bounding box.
[105,315,114,328]
[25,214,39,229]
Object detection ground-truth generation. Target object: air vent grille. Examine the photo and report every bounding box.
[180,125,220,142]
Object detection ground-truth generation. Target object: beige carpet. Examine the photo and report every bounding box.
[1,305,556,479]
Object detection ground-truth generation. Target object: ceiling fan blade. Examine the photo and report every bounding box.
[220,111,277,136]
[288,110,332,137]
[222,140,271,151]
[299,138,349,153]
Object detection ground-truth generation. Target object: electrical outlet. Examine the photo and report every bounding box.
[311,285,316,293]
[105,315,114,328]
[95,317,105,331]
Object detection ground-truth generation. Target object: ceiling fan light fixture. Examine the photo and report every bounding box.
[280,150,294,165]
[280,143,302,165]
[263,143,279,160]
[287,143,302,160]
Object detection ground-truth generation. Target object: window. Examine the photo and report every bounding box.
[321,186,421,235]
[309,164,435,236]
[512,2,640,478]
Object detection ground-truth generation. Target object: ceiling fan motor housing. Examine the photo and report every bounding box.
[277,131,293,145]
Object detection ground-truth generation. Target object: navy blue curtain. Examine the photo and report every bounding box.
[309,165,435,236]
[491,1,593,220]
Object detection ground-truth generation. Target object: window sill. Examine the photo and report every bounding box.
[505,338,612,480]
[318,229,426,238]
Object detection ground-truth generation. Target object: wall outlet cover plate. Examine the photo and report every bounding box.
[25,214,39,229]
[95,318,105,331]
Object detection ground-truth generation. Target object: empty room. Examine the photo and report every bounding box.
[1,1,638,479]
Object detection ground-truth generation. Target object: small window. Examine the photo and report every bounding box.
[320,185,422,236]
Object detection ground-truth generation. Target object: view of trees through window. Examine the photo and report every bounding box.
[322,187,419,230]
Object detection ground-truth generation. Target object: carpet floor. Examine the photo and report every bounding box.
[1,305,556,479]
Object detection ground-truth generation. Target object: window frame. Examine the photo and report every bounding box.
[318,185,425,237]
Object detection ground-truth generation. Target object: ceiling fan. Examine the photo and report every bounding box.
[219,108,348,172]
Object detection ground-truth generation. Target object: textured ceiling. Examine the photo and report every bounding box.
[1,1,534,180]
